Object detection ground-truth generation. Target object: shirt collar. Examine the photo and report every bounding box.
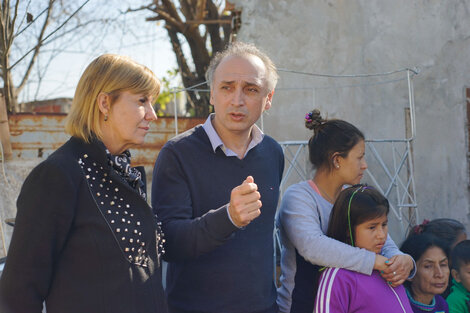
[451,279,470,295]
[202,113,264,157]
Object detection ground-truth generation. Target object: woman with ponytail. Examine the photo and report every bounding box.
[276,109,415,313]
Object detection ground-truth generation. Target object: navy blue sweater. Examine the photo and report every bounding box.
[152,125,284,313]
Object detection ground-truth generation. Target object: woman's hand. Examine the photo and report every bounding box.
[373,254,389,272]
[380,254,414,287]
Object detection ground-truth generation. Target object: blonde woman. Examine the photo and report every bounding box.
[0,54,168,313]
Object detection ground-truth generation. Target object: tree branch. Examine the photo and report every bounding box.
[160,0,182,24]
[9,0,91,71]
[165,24,193,85]
[7,0,20,50]
[179,0,198,33]
[16,0,53,93]
[196,0,207,21]
[140,0,233,117]
[179,0,193,20]
[206,0,224,53]
[32,44,56,100]
[41,18,103,45]
[126,4,154,14]
[14,5,48,38]
[0,1,10,57]
[149,7,184,32]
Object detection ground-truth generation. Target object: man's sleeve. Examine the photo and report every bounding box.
[151,145,238,262]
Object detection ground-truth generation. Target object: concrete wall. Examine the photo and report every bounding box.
[233,0,470,235]
[0,161,38,259]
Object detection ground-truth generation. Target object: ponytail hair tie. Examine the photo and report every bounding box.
[413,219,430,234]
[305,112,313,123]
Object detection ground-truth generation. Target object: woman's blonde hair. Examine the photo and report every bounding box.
[65,54,160,142]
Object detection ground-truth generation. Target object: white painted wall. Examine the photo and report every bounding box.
[234,0,470,235]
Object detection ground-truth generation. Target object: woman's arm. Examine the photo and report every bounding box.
[380,234,416,285]
[0,159,77,313]
[278,184,376,275]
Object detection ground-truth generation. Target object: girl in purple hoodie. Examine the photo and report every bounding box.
[315,185,414,313]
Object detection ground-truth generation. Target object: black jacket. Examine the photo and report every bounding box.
[0,137,168,313]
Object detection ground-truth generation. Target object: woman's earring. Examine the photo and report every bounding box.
[104,114,108,121]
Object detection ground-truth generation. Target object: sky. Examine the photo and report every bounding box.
[14,0,178,103]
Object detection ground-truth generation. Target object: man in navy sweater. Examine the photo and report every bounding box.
[152,42,284,313]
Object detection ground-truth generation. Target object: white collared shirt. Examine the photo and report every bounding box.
[202,113,264,158]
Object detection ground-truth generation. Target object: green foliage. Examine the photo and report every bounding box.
[155,68,180,116]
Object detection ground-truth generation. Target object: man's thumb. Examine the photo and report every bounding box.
[243,175,254,184]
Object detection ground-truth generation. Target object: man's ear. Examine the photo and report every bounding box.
[264,89,274,111]
[97,92,111,115]
[451,268,461,283]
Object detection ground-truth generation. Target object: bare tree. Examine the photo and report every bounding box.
[0,0,91,113]
[132,0,240,117]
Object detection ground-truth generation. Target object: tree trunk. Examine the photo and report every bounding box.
[165,25,211,117]
[193,90,211,117]
[0,93,12,160]
[3,70,17,113]
[0,50,17,113]
[146,0,235,117]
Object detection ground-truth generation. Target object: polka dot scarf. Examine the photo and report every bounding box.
[105,149,146,200]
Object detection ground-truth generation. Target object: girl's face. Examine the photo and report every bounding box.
[354,214,388,253]
[411,246,449,299]
[336,140,368,185]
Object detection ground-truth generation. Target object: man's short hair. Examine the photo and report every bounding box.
[205,41,279,92]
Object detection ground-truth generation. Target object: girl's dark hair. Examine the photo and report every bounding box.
[310,184,388,308]
[451,240,470,271]
[400,233,449,289]
[305,109,364,171]
[420,218,467,249]
[326,184,390,246]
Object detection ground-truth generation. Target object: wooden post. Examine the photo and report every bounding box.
[0,94,13,160]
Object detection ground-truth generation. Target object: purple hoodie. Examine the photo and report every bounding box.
[315,268,413,313]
